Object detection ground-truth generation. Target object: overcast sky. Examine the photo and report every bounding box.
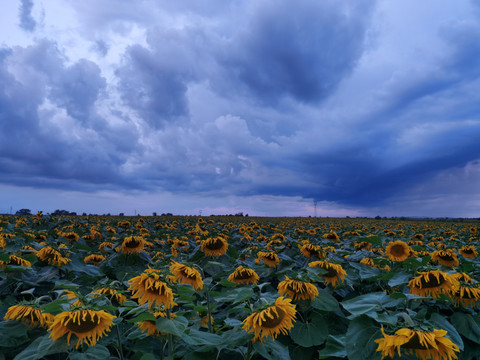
[0,0,479,217]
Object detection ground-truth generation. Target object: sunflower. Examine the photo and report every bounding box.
[98,242,115,252]
[4,304,52,329]
[257,251,280,267]
[169,261,203,290]
[120,236,146,254]
[35,247,70,267]
[242,297,296,342]
[128,272,176,309]
[408,270,459,299]
[138,311,169,336]
[0,255,31,268]
[375,327,460,360]
[323,231,340,242]
[228,266,260,285]
[385,241,412,262]
[92,288,127,304]
[308,260,347,287]
[431,249,459,268]
[459,245,478,259]
[298,243,323,258]
[450,273,480,308]
[61,290,83,307]
[277,277,318,301]
[198,312,214,328]
[49,309,116,349]
[200,236,228,256]
[354,241,372,251]
[63,232,80,242]
[84,254,106,266]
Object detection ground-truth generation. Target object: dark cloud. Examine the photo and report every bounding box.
[217,0,375,105]
[19,0,36,32]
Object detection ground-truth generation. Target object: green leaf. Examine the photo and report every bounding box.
[156,316,188,337]
[311,289,340,312]
[0,321,29,347]
[219,279,238,287]
[40,299,70,314]
[318,335,347,359]
[69,345,111,360]
[341,292,402,317]
[451,312,480,344]
[127,312,157,323]
[254,338,291,360]
[387,272,411,288]
[345,317,381,360]
[12,335,69,360]
[183,329,223,346]
[215,287,254,303]
[363,236,382,246]
[401,257,422,270]
[290,314,328,347]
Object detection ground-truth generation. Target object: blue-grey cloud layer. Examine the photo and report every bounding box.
[1,0,480,215]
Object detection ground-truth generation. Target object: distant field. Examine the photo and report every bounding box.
[0,214,479,359]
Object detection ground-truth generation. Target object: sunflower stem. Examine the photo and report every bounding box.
[245,342,253,360]
[115,324,125,360]
[166,309,174,357]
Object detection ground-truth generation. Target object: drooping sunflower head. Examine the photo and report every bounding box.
[128,271,176,309]
[120,236,146,254]
[323,231,340,242]
[169,261,203,290]
[98,242,115,252]
[4,304,52,329]
[0,255,31,268]
[375,327,460,360]
[408,270,459,299]
[92,287,127,305]
[242,296,297,342]
[35,247,70,267]
[277,276,319,301]
[200,236,228,256]
[385,241,412,262]
[49,309,116,349]
[459,245,478,259]
[84,254,106,266]
[308,260,347,287]
[431,249,459,268]
[257,251,280,268]
[298,243,323,258]
[138,311,168,337]
[227,266,260,285]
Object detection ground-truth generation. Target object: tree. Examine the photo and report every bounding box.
[15,209,31,215]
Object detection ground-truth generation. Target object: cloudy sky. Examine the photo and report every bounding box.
[0,0,479,217]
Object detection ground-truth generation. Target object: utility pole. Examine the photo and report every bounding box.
[313,200,317,218]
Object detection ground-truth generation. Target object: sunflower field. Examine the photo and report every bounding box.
[1,213,480,360]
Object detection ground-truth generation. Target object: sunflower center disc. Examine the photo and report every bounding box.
[126,240,141,248]
[261,307,285,329]
[234,270,253,280]
[66,315,100,333]
[420,274,444,288]
[402,333,434,350]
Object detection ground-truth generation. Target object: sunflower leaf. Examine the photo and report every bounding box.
[155,316,188,336]
[290,314,328,347]
[450,312,480,344]
[318,334,347,359]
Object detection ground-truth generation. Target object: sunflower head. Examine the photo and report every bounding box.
[84,254,106,266]
[128,271,176,309]
[200,236,229,256]
[375,327,460,360]
[120,236,146,254]
[49,309,116,349]
[431,249,459,268]
[323,231,340,242]
[169,261,203,290]
[4,304,52,329]
[459,245,478,259]
[257,251,280,267]
[408,270,459,299]
[228,266,260,285]
[385,241,412,262]
[308,260,347,287]
[242,297,296,342]
[92,287,127,305]
[277,276,319,301]
[35,247,70,266]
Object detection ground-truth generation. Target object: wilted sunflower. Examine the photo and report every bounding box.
[63,232,80,242]
[200,236,228,256]
[35,247,70,267]
[61,290,83,307]
[298,243,323,258]
[242,296,296,342]
[450,273,480,308]
[375,327,460,360]
[128,272,176,309]
[4,304,53,329]
[323,231,340,242]
[120,236,146,254]
[459,245,478,259]
[257,251,280,267]
[84,254,106,266]
[138,311,169,336]
[408,270,459,299]
[169,261,203,290]
[431,249,459,268]
[228,266,260,285]
[98,242,115,252]
[92,288,127,304]
[385,241,412,262]
[278,277,319,301]
[308,260,347,287]
[49,309,116,349]
[0,255,31,268]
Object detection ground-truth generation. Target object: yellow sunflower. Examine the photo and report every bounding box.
[92,288,127,304]
[323,231,340,242]
[431,249,459,268]
[169,261,203,290]
[459,245,478,259]
[98,242,115,252]
[61,290,83,307]
[49,309,116,349]
[84,254,106,266]
[450,273,480,308]
[120,236,146,254]
[128,272,176,309]
[385,241,412,262]
[138,311,169,337]
[4,304,53,329]
[408,270,459,299]
[298,243,323,258]
[227,266,260,285]
[0,255,31,268]
[375,327,460,360]
[35,247,70,267]
[277,277,319,301]
[200,236,229,256]
[308,260,347,287]
[257,251,280,267]
[242,296,296,343]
